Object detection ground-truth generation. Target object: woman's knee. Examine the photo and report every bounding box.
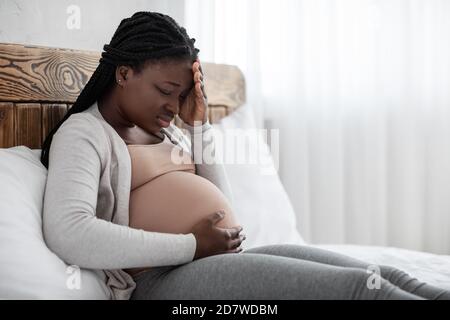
[378,265,413,285]
[345,267,420,299]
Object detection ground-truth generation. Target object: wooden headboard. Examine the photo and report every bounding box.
[0,43,246,149]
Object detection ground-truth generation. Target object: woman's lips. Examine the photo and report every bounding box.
[157,116,172,128]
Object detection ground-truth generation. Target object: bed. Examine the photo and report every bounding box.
[1,42,449,299]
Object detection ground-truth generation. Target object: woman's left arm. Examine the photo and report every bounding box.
[178,58,234,205]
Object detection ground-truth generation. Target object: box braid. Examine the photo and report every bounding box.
[40,11,199,169]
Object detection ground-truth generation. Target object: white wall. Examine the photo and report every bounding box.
[0,0,185,51]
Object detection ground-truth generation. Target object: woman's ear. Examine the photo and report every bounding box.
[115,66,130,86]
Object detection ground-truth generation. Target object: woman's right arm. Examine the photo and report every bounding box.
[42,115,196,270]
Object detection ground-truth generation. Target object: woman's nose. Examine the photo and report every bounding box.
[165,100,179,115]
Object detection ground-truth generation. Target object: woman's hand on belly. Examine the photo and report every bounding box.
[191,210,246,260]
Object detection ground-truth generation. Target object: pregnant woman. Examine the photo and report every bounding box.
[41,11,450,300]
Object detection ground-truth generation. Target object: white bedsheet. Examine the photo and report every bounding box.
[314,244,450,290]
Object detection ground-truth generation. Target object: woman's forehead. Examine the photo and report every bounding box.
[146,59,192,74]
[144,59,193,84]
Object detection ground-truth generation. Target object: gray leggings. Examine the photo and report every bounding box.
[130,244,450,300]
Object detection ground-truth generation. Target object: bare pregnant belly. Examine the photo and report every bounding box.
[126,171,237,277]
[128,171,237,233]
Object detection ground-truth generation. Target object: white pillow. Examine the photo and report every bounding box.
[212,104,306,249]
[0,146,110,299]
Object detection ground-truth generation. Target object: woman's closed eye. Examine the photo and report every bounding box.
[156,86,172,96]
[156,86,188,100]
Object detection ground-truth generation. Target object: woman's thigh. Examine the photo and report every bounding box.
[130,252,421,300]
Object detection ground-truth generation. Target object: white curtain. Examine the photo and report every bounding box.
[184,0,450,255]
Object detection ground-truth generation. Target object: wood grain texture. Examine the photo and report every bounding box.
[0,42,246,149]
[41,104,68,143]
[0,102,14,147]
[0,43,99,103]
[15,103,41,149]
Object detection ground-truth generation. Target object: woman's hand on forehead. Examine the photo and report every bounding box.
[178,58,209,126]
[193,58,207,98]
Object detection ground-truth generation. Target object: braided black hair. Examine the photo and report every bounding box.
[40,11,199,168]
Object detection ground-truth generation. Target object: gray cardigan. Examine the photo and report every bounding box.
[42,101,233,300]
